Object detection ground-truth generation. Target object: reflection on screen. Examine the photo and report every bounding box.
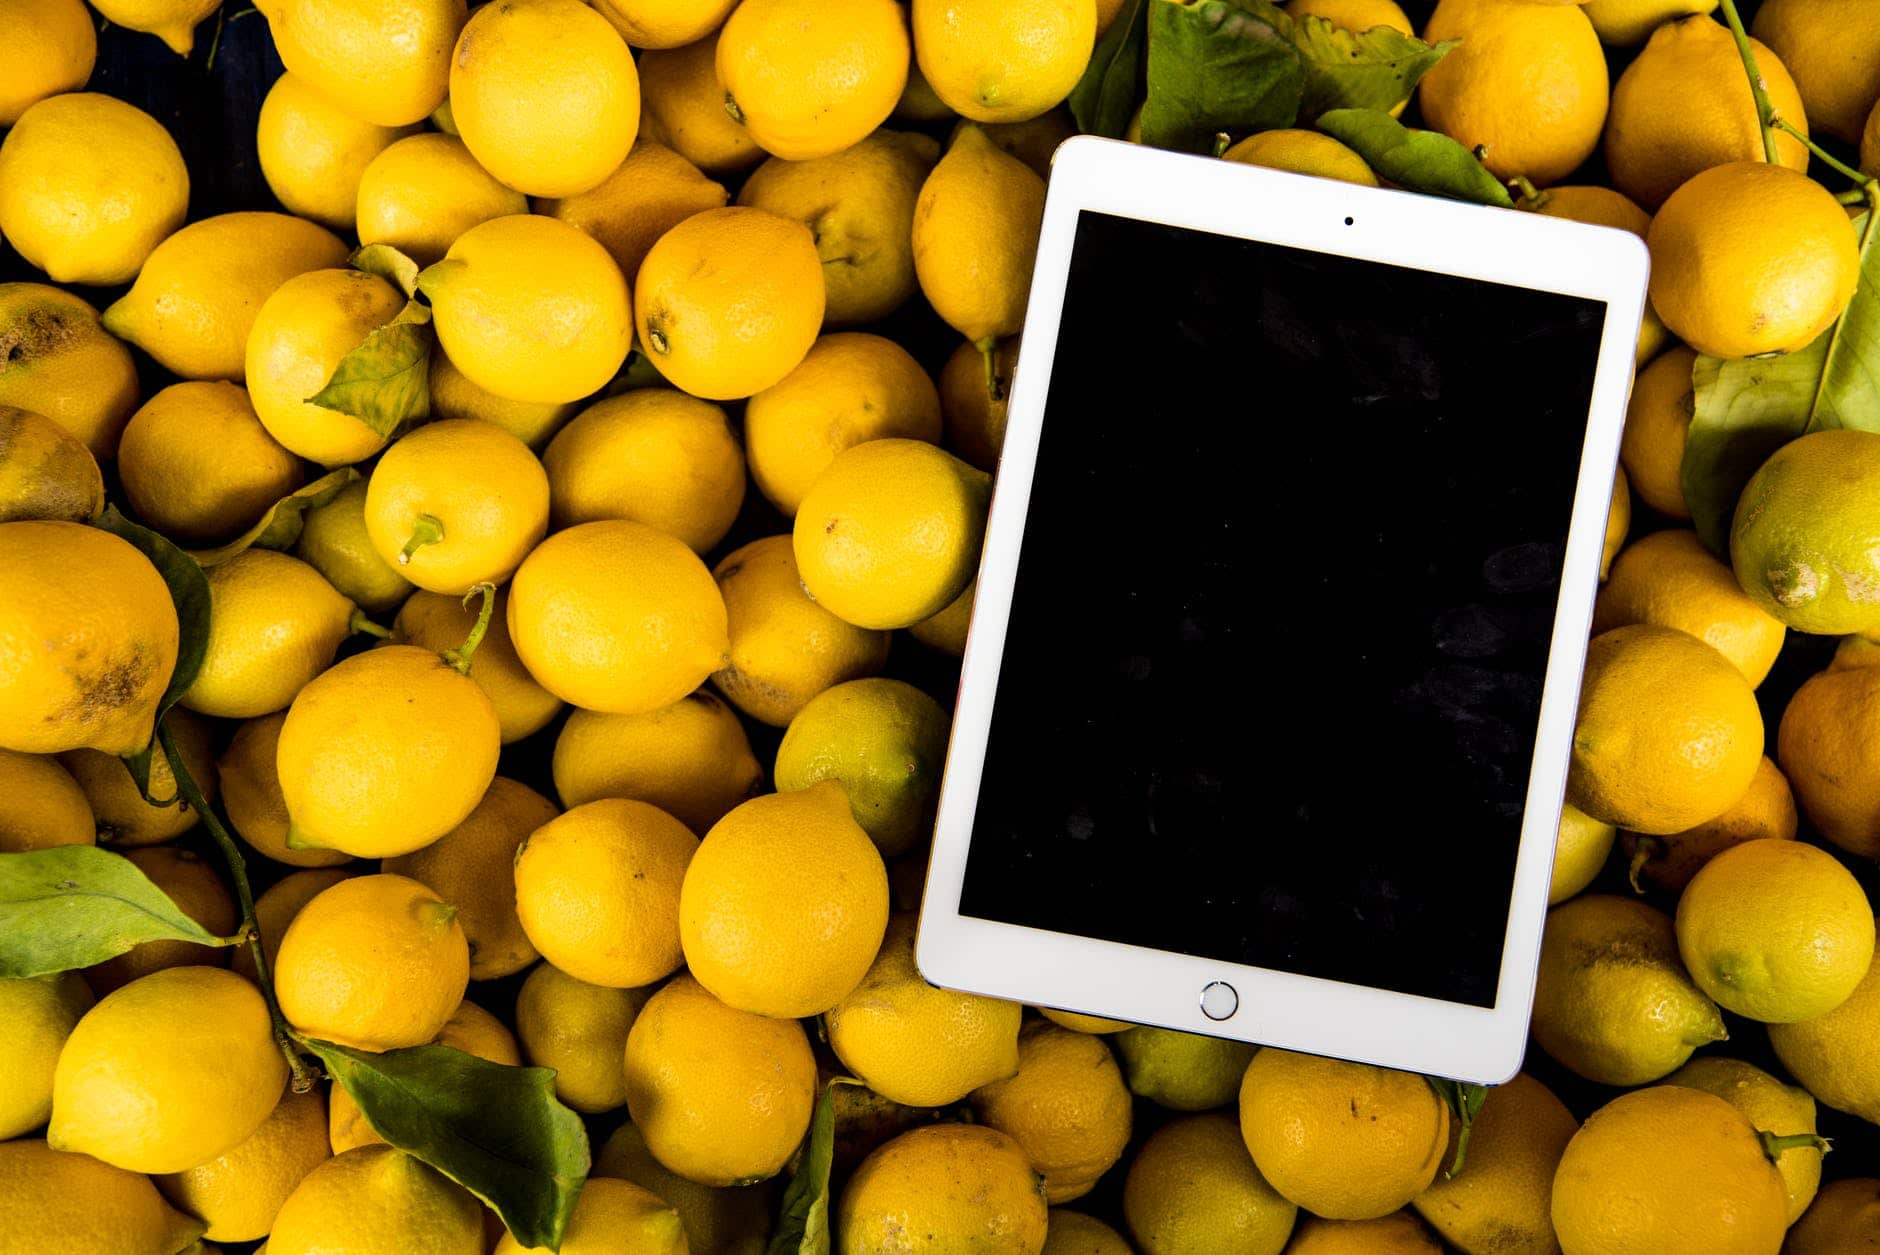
[955,210,1608,1008]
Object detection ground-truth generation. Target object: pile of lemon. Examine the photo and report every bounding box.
[4,0,1880,1251]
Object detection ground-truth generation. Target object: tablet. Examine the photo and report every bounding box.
[915,137,1649,1084]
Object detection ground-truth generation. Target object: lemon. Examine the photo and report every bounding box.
[1780,660,1880,858]
[364,419,549,595]
[637,33,766,176]
[737,132,940,326]
[838,1123,1050,1255]
[105,212,350,383]
[939,336,1015,472]
[553,691,764,831]
[1624,753,1798,894]
[275,873,470,1051]
[1113,1025,1258,1112]
[258,71,415,231]
[232,867,354,985]
[85,846,238,995]
[58,711,214,852]
[294,479,414,617]
[0,94,189,286]
[218,713,346,870]
[1038,1008,1134,1034]
[1287,0,1412,35]
[276,643,501,858]
[393,588,562,743]
[1042,1210,1131,1255]
[0,973,93,1140]
[1618,344,1694,521]
[539,138,728,285]
[1772,948,1880,1125]
[624,972,817,1186]
[0,283,141,460]
[428,351,578,450]
[181,550,356,720]
[1222,129,1377,184]
[1752,0,1880,144]
[497,1177,687,1255]
[118,383,305,546]
[451,0,639,198]
[774,678,950,856]
[1594,528,1786,687]
[269,1145,485,1255]
[256,0,465,126]
[717,0,909,160]
[587,0,736,47]
[680,781,890,1018]
[1788,1178,1880,1252]
[514,962,648,1113]
[1122,1113,1296,1255]
[354,134,529,268]
[0,404,103,525]
[0,0,95,125]
[1410,1071,1575,1255]
[914,124,1046,345]
[245,268,406,467]
[635,205,825,400]
[419,214,633,405]
[1551,803,1616,904]
[1286,1214,1442,1254]
[794,438,991,631]
[712,535,891,727]
[913,0,1095,123]
[0,749,94,852]
[542,389,744,552]
[979,110,1078,176]
[508,520,729,714]
[0,1139,206,1255]
[1667,1056,1822,1223]
[593,1121,775,1254]
[1582,0,1716,46]
[745,332,945,517]
[384,777,556,980]
[1532,894,1725,1085]
[155,1086,331,1242]
[1733,428,1880,635]
[971,1021,1131,1204]
[328,1000,521,1152]
[1552,1085,1791,1255]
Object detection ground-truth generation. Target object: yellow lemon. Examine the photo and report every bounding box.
[84,845,237,996]
[327,1000,521,1152]
[1285,1214,1441,1254]
[940,335,1015,472]
[1618,344,1694,520]
[514,962,649,1113]
[105,212,350,382]
[593,1121,776,1253]
[1732,428,1880,636]
[978,110,1077,176]
[745,331,944,516]
[155,1086,331,1243]
[1411,1072,1576,1255]
[971,1022,1131,1204]
[0,749,94,852]
[354,133,528,267]
[1624,753,1797,894]
[1582,0,1716,46]
[838,1123,1050,1255]
[219,713,349,869]
[0,973,93,1140]
[508,520,729,714]
[717,0,910,160]
[0,283,140,459]
[1042,1210,1131,1255]
[1788,1178,1880,1252]
[294,477,414,617]
[118,382,305,546]
[393,587,562,743]
[450,0,639,197]
[428,351,577,450]
[256,0,466,127]
[1666,1056,1822,1223]
[1288,0,1413,35]
[182,550,358,720]
[913,124,1046,344]
[912,0,1095,124]
[774,677,950,856]
[245,267,407,466]
[588,0,736,47]
[737,132,940,325]
[1779,660,1880,858]
[1593,528,1786,687]
[1771,949,1880,1125]
[539,138,728,282]
[1551,803,1616,905]
[1222,129,1377,184]
[269,1145,485,1255]
[637,33,766,176]
[232,867,354,984]
[0,404,103,525]
[542,388,744,552]
[59,710,216,850]
[0,1139,205,1255]
[0,93,188,286]
[364,419,549,594]
[258,71,416,231]
[635,205,825,400]
[1752,0,1880,143]
[552,691,763,831]
[1122,1113,1296,1255]
[1112,1025,1258,1112]
[624,972,817,1186]
[0,0,95,125]
[496,1177,687,1255]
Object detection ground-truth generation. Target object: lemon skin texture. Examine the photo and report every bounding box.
[513,961,650,1113]
[911,0,1097,124]
[0,404,104,525]
[355,133,530,267]
[394,587,563,744]
[117,381,306,546]
[255,0,467,127]
[268,1144,486,1255]
[837,1123,1051,1255]
[717,0,910,160]
[0,748,95,852]
[182,549,358,719]
[552,691,764,832]
[246,267,406,467]
[913,124,1047,344]
[0,283,141,460]
[0,1138,207,1255]
[218,712,353,869]
[154,1086,332,1242]
[258,71,418,231]
[0,972,94,1140]
[537,138,730,283]
[0,0,96,126]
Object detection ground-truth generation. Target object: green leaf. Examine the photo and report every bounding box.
[90,508,212,797]
[304,302,435,439]
[0,845,232,978]
[1427,1078,1490,1179]
[1316,109,1514,207]
[1141,0,1303,153]
[305,1039,589,1250]
[189,468,361,567]
[352,243,423,299]
[768,1082,839,1255]
[1069,0,1149,138]
[1290,13,1453,121]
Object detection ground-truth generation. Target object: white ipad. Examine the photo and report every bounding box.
[915,137,1649,1085]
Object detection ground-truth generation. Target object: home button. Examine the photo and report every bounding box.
[1198,980,1238,1021]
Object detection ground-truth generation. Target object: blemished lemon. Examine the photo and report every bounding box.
[637,34,766,177]
[255,0,466,127]
[1412,1073,1576,1252]
[0,521,178,757]
[745,331,944,517]
[1417,0,1607,185]
[1732,429,1880,636]
[1551,1086,1791,1255]
[1552,803,1616,904]
[155,1086,331,1243]
[1618,344,1694,521]
[635,205,825,400]
[1113,1025,1258,1112]
[1780,660,1880,858]
[1624,753,1797,894]
[1593,528,1786,687]
[450,0,639,198]
[182,550,357,720]
[1238,1049,1448,1221]
[1042,1209,1132,1255]
[1532,894,1725,1085]
[50,967,286,1174]
[680,782,890,1018]
[593,1121,776,1254]
[914,125,1046,345]
[717,0,909,160]
[497,1177,687,1255]
[0,973,93,1141]
[269,1145,485,1255]
[1788,1178,1880,1252]
[274,873,470,1051]
[624,972,817,1187]
[419,214,632,405]
[774,678,950,856]
[972,1021,1131,1204]
[1222,129,1378,185]
[737,132,940,326]
[384,777,556,980]
[913,0,1095,123]
[0,404,104,525]
[0,0,95,126]
[1288,0,1412,36]
[1038,1009,1134,1034]
[712,535,892,727]
[839,1124,1050,1255]
[979,110,1077,176]
[245,267,406,466]
[542,388,744,552]
[364,419,549,595]
[552,692,764,831]
[826,913,1022,1107]
[276,644,501,858]
[257,71,416,231]
[0,1139,206,1255]
[394,588,562,743]
[84,847,235,995]
[508,520,729,714]
[514,962,649,1113]
[940,336,1015,472]
[59,710,216,849]
[588,0,736,47]
[1286,1214,1441,1254]
[428,351,577,450]
[104,211,350,383]
[219,712,350,869]
[0,93,188,286]
[0,283,140,460]
[1752,0,1880,143]
[295,478,414,617]
[328,1000,521,1152]
[794,438,991,630]
[1772,949,1880,1125]
[1582,0,1716,47]
[1122,1113,1296,1255]
[233,867,355,985]
[1667,1056,1822,1223]
[354,134,528,267]
[539,138,729,283]
[0,749,94,852]
[117,382,305,545]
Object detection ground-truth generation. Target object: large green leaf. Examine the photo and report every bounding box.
[189,468,361,567]
[1141,0,1303,153]
[0,845,234,978]
[1288,10,1453,121]
[305,1039,589,1251]
[768,1083,838,1255]
[1068,0,1149,138]
[1316,109,1513,207]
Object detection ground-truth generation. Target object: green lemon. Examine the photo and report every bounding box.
[773,678,949,856]
[1114,1026,1259,1112]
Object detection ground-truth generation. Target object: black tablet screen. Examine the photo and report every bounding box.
[955,209,1609,1008]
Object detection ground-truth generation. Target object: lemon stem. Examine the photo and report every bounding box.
[1760,1131,1832,1161]
[1770,116,1880,198]
[1626,837,1660,894]
[442,582,497,676]
[1717,0,1781,166]
[724,93,746,125]
[976,336,1005,404]
[399,514,444,567]
[157,715,318,1094]
[1211,132,1232,158]
[348,608,393,640]
[1507,176,1545,209]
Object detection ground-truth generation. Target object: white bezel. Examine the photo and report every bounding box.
[915,136,1650,1085]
